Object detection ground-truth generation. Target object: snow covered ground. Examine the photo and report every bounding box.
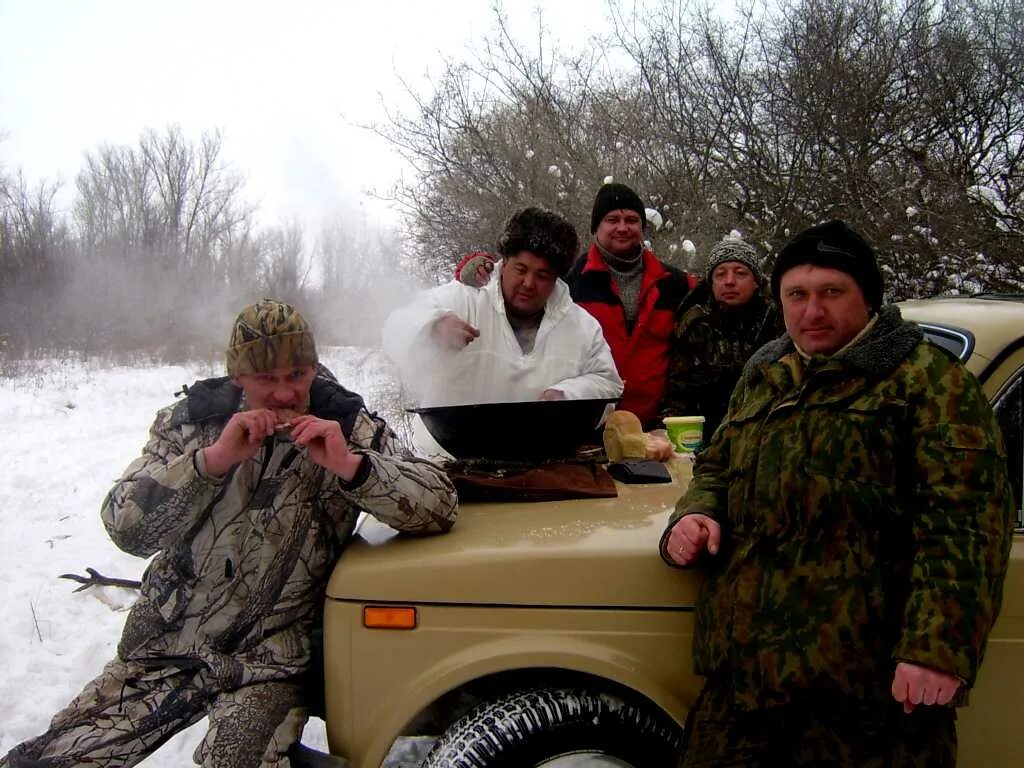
[0,348,417,766]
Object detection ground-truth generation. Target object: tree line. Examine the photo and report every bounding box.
[375,0,1024,298]
[0,126,415,359]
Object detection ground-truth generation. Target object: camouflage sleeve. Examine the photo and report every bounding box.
[100,405,225,558]
[895,348,1015,686]
[661,321,709,419]
[336,411,458,535]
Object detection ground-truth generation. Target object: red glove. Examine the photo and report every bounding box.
[454,251,497,287]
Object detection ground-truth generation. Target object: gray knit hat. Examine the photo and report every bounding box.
[705,239,764,285]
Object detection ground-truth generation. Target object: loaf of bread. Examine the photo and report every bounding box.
[602,410,646,462]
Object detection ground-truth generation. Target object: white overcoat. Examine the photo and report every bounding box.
[382,270,623,406]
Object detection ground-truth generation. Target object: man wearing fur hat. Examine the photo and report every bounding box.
[455,184,693,428]
[660,221,1013,765]
[661,237,781,442]
[384,207,622,415]
[1,300,457,768]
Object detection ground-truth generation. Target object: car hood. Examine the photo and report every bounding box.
[326,458,699,609]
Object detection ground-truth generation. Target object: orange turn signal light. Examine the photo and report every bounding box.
[363,605,417,630]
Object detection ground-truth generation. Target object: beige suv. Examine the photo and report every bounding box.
[320,296,1024,767]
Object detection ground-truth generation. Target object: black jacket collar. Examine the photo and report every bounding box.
[170,375,366,436]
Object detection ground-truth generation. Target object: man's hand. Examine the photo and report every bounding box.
[665,514,721,565]
[539,388,567,400]
[891,662,961,713]
[432,314,480,350]
[203,409,279,476]
[290,415,363,481]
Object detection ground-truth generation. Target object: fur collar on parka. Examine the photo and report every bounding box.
[741,304,924,386]
[168,373,369,439]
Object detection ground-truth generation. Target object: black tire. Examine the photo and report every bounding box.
[421,687,683,768]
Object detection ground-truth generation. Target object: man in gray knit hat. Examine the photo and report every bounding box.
[662,237,781,441]
[2,299,457,768]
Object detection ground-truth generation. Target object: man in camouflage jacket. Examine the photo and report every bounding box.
[662,238,781,442]
[2,300,458,768]
[660,221,1013,766]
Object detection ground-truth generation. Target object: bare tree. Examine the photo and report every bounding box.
[314,212,422,346]
[67,126,257,352]
[369,7,641,278]
[375,0,1024,295]
[0,171,69,351]
[256,222,312,305]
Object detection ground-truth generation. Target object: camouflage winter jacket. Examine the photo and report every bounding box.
[101,375,457,689]
[661,282,780,442]
[661,305,1014,709]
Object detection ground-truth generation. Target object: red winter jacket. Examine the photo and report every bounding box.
[565,245,693,426]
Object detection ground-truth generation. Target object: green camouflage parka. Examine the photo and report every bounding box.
[101,375,457,689]
[662,282,781,441]
[661,305,1014,709]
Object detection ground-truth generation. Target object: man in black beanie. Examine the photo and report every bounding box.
[768,219,885,356]
[661,219,1013,765]
[770,219,885,314]
[564,181,693,427]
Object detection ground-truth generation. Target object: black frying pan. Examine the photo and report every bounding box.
[408,398,618,461]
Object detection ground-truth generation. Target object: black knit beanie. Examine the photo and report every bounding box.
[590,183,646,233]
[770,220,884,309]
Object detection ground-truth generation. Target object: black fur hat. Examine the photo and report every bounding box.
[496,207,580,277]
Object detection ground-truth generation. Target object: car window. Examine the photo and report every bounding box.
[992,373,1024,530]
[919,324,973,361]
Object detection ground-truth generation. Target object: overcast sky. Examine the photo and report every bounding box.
[0,0,616,230]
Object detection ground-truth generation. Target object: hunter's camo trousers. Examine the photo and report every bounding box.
[0,658,308,768]
[679,678,957,768]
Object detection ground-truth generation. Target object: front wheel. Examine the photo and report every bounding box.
[421,687,683,768]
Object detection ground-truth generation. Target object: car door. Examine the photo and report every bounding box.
[958,347,1024,767]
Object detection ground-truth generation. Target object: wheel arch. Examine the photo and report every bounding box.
[357,636,691,765]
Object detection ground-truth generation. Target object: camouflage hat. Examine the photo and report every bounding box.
[705,238,764,285]
[226,299,318,377]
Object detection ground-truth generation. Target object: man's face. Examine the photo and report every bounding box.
[711,261,759,307]
[779,264,871,355]
[594,209,644,256]
[500,251,557,317]
[234,365,317,414]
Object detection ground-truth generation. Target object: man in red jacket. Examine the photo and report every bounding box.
[564,183,692,427]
